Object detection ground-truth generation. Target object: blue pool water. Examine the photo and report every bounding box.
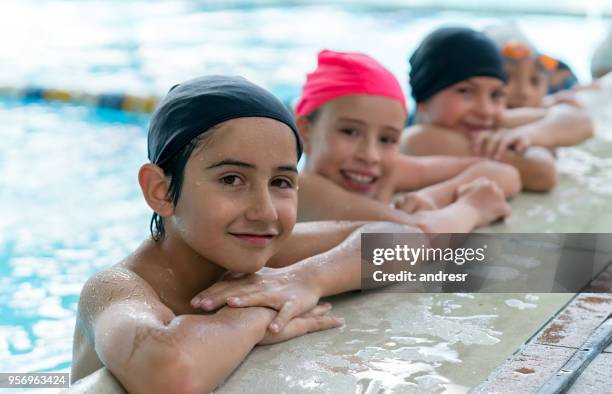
[0,100,150,374]
[1,0,611,386]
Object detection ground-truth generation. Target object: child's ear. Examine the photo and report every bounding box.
[138,163,174,217]
[295,115,312,155]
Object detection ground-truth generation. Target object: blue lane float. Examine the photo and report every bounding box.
[0,86,160,113]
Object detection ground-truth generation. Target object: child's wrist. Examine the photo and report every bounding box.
[222,305,276,325]
[292,262,325,297]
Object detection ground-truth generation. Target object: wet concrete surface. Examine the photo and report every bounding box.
[217,293,574,393]
[476,281,612,393]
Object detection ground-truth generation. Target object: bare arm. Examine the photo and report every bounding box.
[297,172,423,224]
[393,154,483,191]
[402,125,557,192]
[297,172,507,233]
[500,107,549,128]
[502,104,594,148]
[268,221,366,268]
[78,268,275,393]
[405,160,521,208]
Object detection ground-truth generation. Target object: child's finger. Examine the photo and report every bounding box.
[301,314,345,334]
[299,303,332,317]
[494,137,512,160]
[263,313,343,345]
[470,133,487,154]
[482,135,497,158]
[191,280,234,304]
[399,197,417,213]
[191,283,249,310]
[226,291,281,310]
[513,139,527,155]
[269,299,303,333]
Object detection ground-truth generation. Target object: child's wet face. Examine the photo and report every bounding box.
[419,77,506,136]
[303,95,405,199]
[504,59,549,108]
[170,117,298,273]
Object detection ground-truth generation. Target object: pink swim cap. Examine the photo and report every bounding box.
[295,49,407,116]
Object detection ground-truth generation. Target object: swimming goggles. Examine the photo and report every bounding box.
[501,41,559,71]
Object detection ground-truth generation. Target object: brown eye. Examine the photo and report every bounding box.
[220,175,243,186]
[456,86,473,96]
[492,89,506,101]
[271,177,294,189]
[339,127,358,136]
[380,135,398,145]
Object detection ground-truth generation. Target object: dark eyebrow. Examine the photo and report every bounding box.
[207,159,298,173]
[277,165,298,173]
[207,159,255,169]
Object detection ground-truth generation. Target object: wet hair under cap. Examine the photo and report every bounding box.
[409,26,507,103]
[147,75,302,240]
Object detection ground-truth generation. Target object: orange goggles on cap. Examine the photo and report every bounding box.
[501,41,559,71]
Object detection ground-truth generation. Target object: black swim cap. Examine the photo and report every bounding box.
[148,75,302,164]
[409,27,507,103]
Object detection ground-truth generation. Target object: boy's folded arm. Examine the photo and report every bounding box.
[84,271,273,394]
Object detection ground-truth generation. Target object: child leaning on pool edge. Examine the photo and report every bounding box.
[71,75,421,392]
[294,49,518,233]
[402,26,593,192]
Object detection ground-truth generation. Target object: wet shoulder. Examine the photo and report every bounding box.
[77,266,159,333]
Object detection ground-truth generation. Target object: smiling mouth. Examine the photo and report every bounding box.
[460,122,492,132]
[229,233,277,247]
[340,170,378,192]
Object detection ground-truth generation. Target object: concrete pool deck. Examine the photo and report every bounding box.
[475,269,612,393]
[66,79,612,393]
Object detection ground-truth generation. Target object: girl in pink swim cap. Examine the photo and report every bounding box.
[295,49,521,233]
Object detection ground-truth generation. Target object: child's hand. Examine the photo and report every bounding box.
[191,266,322,333]
[394,192,437,213]
[471,129,531,160]
[456,177,511,227]
[258,303,344,345]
